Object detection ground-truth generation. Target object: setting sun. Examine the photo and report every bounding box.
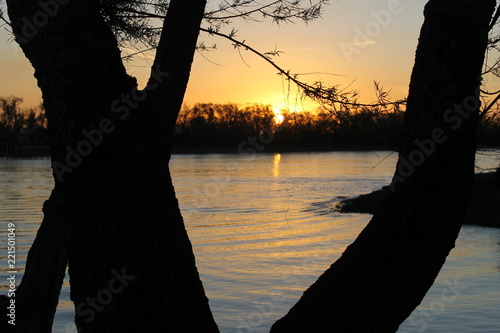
[273,107,285,124]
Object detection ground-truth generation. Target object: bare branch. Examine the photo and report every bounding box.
[200,27,406,112]
[0,3,11,28]
[481,92,500,118]
[100,1,328,55]
[489,3,500,31]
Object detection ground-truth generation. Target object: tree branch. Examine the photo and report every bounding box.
[481,91,500,117]
[489,3,500,31]
[145,0,207,131]
[199,27,406,110]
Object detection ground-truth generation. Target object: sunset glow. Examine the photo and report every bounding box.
[0,1,432,110]
[273,107,285,124]
[1,3,500,332]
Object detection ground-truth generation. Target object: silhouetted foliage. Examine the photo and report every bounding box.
[175,103,500,150]
[176,103,274,145]
[0,96,46,144]
[478,112,500,146]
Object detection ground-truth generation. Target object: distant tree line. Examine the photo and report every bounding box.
[478,113,500,146]
[0,96,47,144]
[175,103,500,149]
[2,97,499,150]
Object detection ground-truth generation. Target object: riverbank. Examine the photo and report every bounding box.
[171,144,499,154]
[171,144,396,154]
[336,172,500,228]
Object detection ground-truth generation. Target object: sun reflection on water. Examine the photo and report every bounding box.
[273,153,281,178]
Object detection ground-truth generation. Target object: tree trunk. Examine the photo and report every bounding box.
[271,1,495,332]
[11,196,68,332]
[6,0,218,332]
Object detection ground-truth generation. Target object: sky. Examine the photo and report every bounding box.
[0,1,430,112]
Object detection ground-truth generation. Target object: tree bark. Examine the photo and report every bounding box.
[6,0,217,332]
[271,1,495,332]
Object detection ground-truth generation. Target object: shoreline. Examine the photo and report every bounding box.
[171,144,500,155]
[336,172,500,228]
[171,144,397,155]
[1,145,497,158]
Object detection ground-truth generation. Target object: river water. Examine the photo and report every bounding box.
[0,151,499,332]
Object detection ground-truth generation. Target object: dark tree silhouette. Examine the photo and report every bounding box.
[5,0,217,332]
[271,0,496,331]
[1,1,324,332]
[1,0,498,332]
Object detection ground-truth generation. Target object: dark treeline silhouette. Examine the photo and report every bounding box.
[175,102,500,149]
[0,96,47,141]
[3,1,498,331]
[478,113,500,146]
[176,103,276,145]
[2,98,499,153]
[0,96,48,158]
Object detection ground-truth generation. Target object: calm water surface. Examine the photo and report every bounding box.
[0,151,499,332]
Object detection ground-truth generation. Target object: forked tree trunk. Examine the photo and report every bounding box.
[271,0,495,332]
[6,0,218,332]
[4,0,496,332]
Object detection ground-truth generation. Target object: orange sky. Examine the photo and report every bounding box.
[2,1,496,112]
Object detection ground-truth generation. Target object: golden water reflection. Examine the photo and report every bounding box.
[273,153,281,177]
[1,153,499,333]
